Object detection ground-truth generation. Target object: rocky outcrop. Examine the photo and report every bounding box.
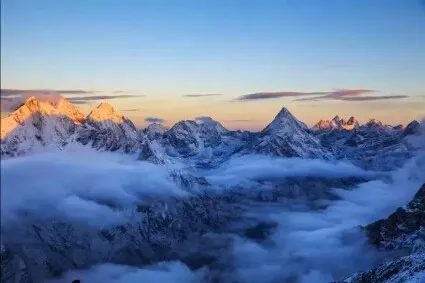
[344,183,425,283]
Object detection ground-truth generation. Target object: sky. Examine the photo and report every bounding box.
[1,0,425,129]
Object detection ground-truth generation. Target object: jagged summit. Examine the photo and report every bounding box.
[366,118,383,127]
[313,115,359,131]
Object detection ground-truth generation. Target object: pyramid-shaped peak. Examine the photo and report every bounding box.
[263,106,307,133]
[88,101,123,123]
[275,107,293,118]
[96,101,116,111]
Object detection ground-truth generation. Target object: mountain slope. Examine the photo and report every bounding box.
[0,97,83,156]
[77,102,140,152]
[242,107,333,158]
[315,118,415,171]
[344,183,425,283]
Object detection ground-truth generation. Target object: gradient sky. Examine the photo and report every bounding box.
[1,0,424,129]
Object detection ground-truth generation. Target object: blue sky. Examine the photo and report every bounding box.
[1,0,424,128]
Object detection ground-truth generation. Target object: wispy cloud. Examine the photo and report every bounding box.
[339,95,409,101]
[235,91,326,101]
[235,89,408,103]
[121,109,141,112]
[67,95,144,104]
[57,90,97,94]
[183,93,223,98]
[296,89,375,101]
[295,89,409,102]
[0,89,97,97]
[145,117,165,123]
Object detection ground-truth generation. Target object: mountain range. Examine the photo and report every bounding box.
[1,96,424,283]
[1,96,421,171]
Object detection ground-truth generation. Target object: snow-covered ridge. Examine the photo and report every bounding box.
[1,97,420,170]
[313,115,359,131]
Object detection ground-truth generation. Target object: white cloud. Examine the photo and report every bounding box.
[1,151,188,227]
[47,262,201,283]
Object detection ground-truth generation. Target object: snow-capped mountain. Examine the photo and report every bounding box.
[404,120,420,136]
[143,123,168,140]
[1,97,418,171]
[154,118,245,167]
[0,97,83,156]
[314,117,418,170]
[242,107,333,158]
[76,102,141,152]
[313,115,359,131]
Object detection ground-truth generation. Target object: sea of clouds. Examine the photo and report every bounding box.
[1,128,424,282]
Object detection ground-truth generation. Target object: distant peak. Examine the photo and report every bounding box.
[88,101,123,123]
[332,115,340,122]
[262,106,307,133]
[96,101,116,111]
[276,107,292,117]
[25,96,37,103]
[347,116,358,124]
[366,118,383,127]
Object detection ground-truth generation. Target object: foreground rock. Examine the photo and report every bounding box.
[344,183,425,282]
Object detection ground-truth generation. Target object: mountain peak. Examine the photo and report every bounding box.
[195,116,228,134]
[96,101,116,112]
[313,115,359,131]
[54,97,85,124]
[262,107,307,133]
[332,115,341,122]
[88,101,123,124]
[275,107,292,118]
[347,116,357,124]
[366,118,383,127]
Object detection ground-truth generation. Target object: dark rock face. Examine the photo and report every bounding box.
[344,253,425,283]
[404,120,421,136]
[365,183,425,250]
[344,183,425,283]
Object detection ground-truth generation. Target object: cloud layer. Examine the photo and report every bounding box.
[1,151,186,227]
[67,95,143,104]
[205,155,374,186]
[236,91,325,101]
[215,153,425,283]
[48,262,200,283]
